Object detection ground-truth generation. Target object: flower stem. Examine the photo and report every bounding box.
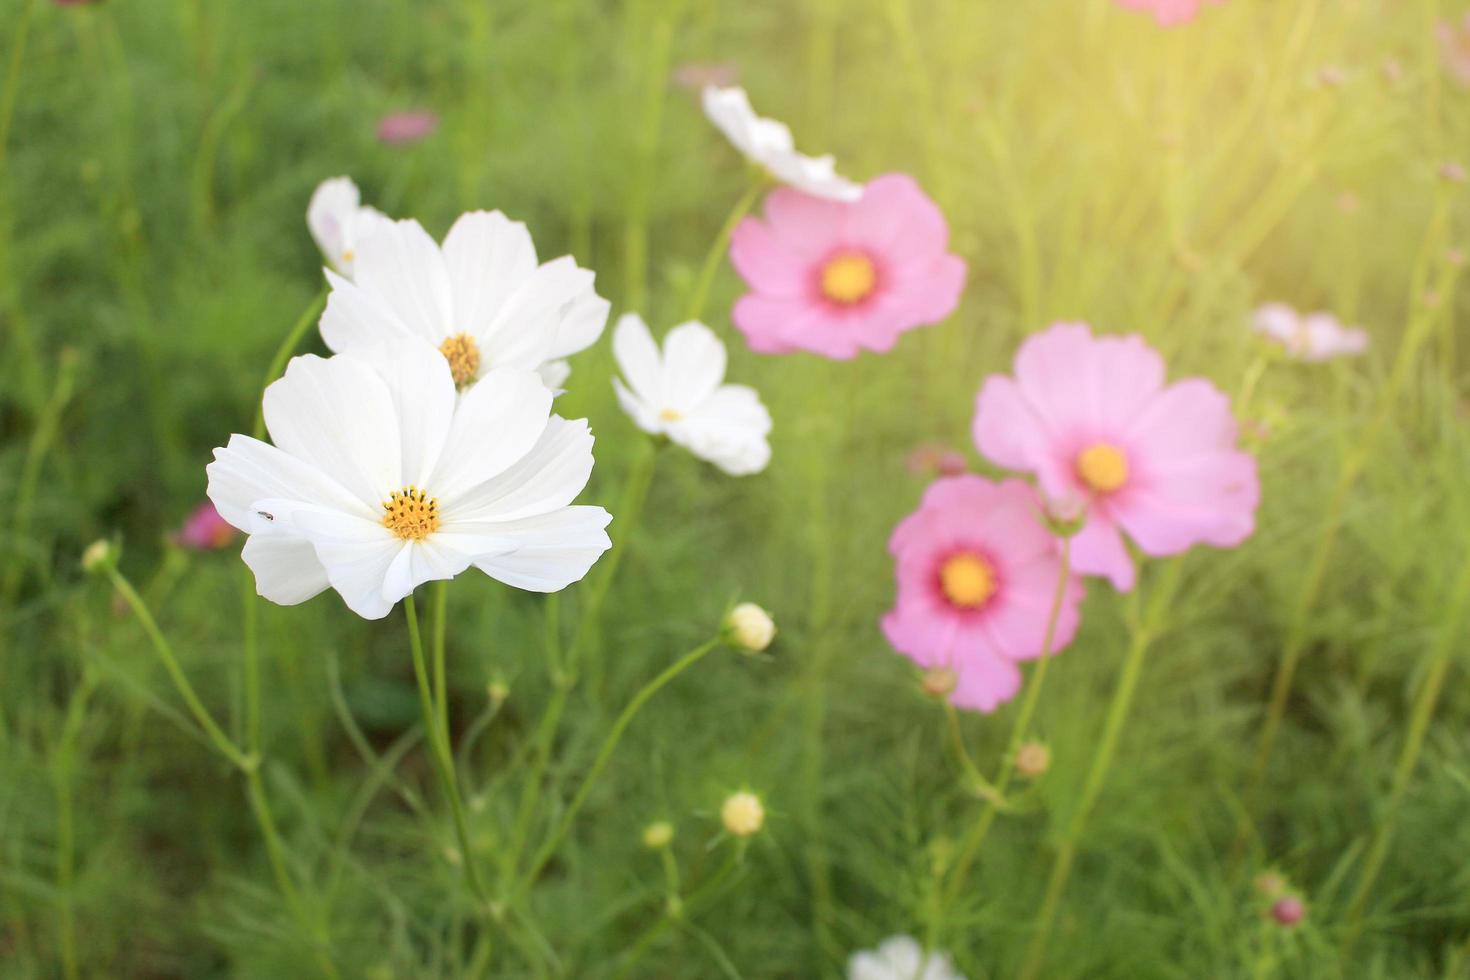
[1340,543,1470,954]
[0,0,39,178]
[684,177,765,324]
[405,595,491,909]
[1017,561,1180,980]
[518,636,721,892]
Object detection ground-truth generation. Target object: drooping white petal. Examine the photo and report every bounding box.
[672,384,772,476]
[207,433,375,532]
[381,539,477,606]
[340,339,456,488]
[612,313,664,406]
[468,507,613,592]
[241,536,331,605]
[262,354,403,509]
[441,211,539,342]
[701,86,862,202]
[546,286,611,361]
[351,218,453,344]
[431,368,553,503]
[443,416,595,523]
[477,256,592,373]
[307,177,361,274]
[283,504,406,621]
[662,321,727,411]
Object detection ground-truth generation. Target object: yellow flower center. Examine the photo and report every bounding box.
[939,553,997,610]
[1076,443,1128,493]
[383,486,439,541]
[341,248,355,265]
[438,333,481,387]
[819,252,877,305]
[659,407,683,422]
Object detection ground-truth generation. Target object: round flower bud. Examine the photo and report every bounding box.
[1271,895,1305,927]
[920,668,957,699]
[1015,741,1051,779]
[81,539,115,574]
[725,603,776,653]
[1041,492,1087,538]
[642,821,675,849]
[720,791,765,838]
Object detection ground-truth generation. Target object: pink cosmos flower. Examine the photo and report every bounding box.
[376,110,438,145]
[1251,303,1368,362]
[1114,0,1223,27]
[974,323,1259,592]
[728,173,966,359]
[1439,14,1470,87]
[881,477,1084,713]
[173,500,237,551]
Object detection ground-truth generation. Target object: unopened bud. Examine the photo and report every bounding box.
[81,539,115,574]
[720,791,765,837]
[1015,741,1051,779]
[725,603,775,653]
[487,679,509,705]
[921,668,957,699]
[1271,895,1305,927]
[1041,493,1087,537]
[642,821,674,849]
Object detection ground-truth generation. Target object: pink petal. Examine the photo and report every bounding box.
[1071,516,1136,592]
[761,187,846,259]
[1115,450,1259,555]
[729,218,811,298]
[948,648,1024,713]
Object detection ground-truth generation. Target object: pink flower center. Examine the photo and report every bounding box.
[819,251,876,305]
[1076,443,1128,494]
[938,553,996,609]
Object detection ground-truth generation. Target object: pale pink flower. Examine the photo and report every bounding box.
[974,323,1259,592]
[1251,303,1368,362]
[376,110,438,145]
[1114,0,1224,27]
[173,501,237,551]
[881,477,1084,713]
[905,444,968,478]
[728,174,966,359]
[1438,13,1470,87]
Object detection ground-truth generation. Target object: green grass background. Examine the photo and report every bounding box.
[1,0,1468,976]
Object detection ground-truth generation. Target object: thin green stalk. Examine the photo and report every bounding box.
[1340,543,1470,953]
[934,539,1073,924]
[684,178,765,324]
[622,3,679,313]
[432,580,450,736]
[0,0,39,177]
[251,288,328,441]
[405,595,491,907]
[51,669,97,980]
[518,637,720,892]
[1017,562,1181,980]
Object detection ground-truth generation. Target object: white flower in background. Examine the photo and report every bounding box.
[611,313,772,476]
[307,176,392,278]
[320,211,610,390]
[1251,303,1368,362]
[206,338,612,620]
[702,86,863,202]
[848,936,965,980]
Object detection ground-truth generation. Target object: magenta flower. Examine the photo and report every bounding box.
[376,110,438,145]
[974,323,1259,592]
[1439,14,1470,87]
[728,174,966,359]
[1114,0,1223,26]
[882,477,1084,713]
[173,501,237,551]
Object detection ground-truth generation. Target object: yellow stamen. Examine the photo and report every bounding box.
[939,553,997,610]
[438,333,481,388]
[341,248,355,265]
[659,407,683,422]
[1076,443,1129,493]
[383,486,439,541]
[819,252,877,305]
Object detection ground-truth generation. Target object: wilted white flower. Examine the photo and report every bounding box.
[1251,303,1368,362]
[320,211,609,390]
[702,86,862,201]
[725,602,776,652]
[720,791,765,837]
[307,176,392,278]
[207,338,612,620]
[612,314,772,476]
[848,935,965,980]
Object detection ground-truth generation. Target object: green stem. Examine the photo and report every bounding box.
[432,579,450,736]
[684,178,765,324]
[0,0,39,178]
[51,670,97,980]
[1017,562,1180,980]
[1340,543,1470,953]
[622,4,679,313]
[405,595,491,908]
[518,637,720,892]
[251,288,328,441]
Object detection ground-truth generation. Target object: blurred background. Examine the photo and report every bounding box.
[1,0,1468,976]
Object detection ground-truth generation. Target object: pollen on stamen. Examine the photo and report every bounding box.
[383,486,440,541]
[939,553,997,610]
[659,407,683,422]
[819,251,877,305]
[342,248,355,265]
[438,333,482,387]
[1076,443,1129,494]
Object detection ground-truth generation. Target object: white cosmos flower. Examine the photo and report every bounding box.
[702,86,862,202]
[320,210,610,390]
[206,338,612,620]
[848,936,965,980]
[611,313,772,477]
[1251,303,1368,362]
[307,176,393,279]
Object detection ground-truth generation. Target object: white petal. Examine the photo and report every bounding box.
[441,211,539,343]
[441,416,595,523]
[241,536,331,605]
[469,507,613,592]
[207,433,373,531]
[478,256,591,373]
[538,359,571,392]
[262,354,402,509]
[670,384,772,476]
[340,338,456,488]
[351,218,453,344]
[430,368,552,503]
[381,538,475,606]
[319,270,417,354]
[661,320,726,411]
[285,504,406,620]
[612,313,663,405]
[545,283,610,360]
[612,377,662,434]
[307,177,360,273]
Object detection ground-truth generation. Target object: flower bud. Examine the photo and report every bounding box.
[725,603,775,653]
[642,821,674,849]
[920,668,957,699]
[720,791,765,837]
[1015,741,1051,779]
[1041,492,1087,538]
[1271,895,1305,927]
[81,539,116,574]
